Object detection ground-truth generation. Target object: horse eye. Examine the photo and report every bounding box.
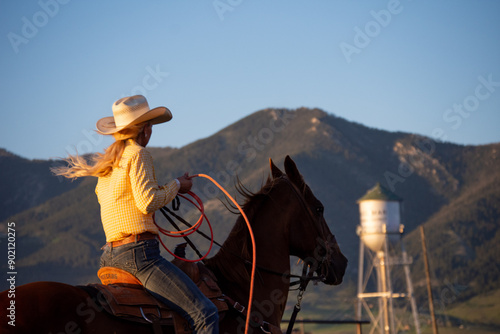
[316,207,324,214]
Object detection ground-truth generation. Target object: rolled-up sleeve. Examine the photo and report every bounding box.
[129,149,180,214]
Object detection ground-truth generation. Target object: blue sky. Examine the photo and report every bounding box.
[1,0,499,160]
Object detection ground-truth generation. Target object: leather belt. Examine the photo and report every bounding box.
[109,232,158,248]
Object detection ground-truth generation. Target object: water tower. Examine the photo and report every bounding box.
[356,183,420,334]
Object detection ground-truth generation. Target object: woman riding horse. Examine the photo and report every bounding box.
[51,95,219,333]
[0,155,347,333]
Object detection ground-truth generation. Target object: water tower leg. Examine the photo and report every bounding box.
[383,237,396,334]
[403,250,421,334]
[357,240,365,321]
[377,250,390,334]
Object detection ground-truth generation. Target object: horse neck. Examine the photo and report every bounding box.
[205,188,293,322]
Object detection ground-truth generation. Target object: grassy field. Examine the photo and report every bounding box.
[278,290,500,334]
[446,288,500,327]
[280,323,500,334]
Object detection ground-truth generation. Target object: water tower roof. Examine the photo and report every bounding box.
[357,183,402,202]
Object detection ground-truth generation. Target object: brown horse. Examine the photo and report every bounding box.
[0,156,347,334]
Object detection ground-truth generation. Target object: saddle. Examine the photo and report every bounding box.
[88,258,228,334]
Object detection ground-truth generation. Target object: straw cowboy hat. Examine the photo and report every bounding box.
[96,95,172,135]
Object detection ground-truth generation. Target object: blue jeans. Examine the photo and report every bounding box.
[100,238,219,333]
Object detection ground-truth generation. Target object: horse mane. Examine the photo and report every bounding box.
[238,175,277,218]
[229,174,282,254]
[205,174,283,284]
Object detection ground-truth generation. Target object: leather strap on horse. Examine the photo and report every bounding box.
[221,295,280,334]
[160,204,205,260]
[221,265,313,334]
[286,263,313,334]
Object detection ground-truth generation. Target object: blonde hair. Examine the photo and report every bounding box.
[52,123,147,179]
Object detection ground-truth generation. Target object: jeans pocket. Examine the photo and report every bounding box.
[113,248,138,274]
[136,240,160,270]
[143,240,160,260]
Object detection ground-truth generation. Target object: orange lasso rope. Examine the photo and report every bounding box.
[156,173,256,334]
[194,174,256,334]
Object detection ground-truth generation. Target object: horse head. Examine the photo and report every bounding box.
[270,155,348,286]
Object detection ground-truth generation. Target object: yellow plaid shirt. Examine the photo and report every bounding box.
[96,139,180,242]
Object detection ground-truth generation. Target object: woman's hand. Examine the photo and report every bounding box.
[177,172,193,193]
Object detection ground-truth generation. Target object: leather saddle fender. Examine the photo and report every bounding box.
[87,260,228,333]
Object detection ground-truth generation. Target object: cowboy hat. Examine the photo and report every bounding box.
[96,95,172,135]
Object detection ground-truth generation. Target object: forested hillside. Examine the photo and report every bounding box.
[1,108,499,328]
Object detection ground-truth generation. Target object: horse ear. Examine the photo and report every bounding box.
[270,158,284,179]
[284,155,304,186]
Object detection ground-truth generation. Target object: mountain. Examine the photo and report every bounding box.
[0,148,82,222]
[404,149,500,301]
[1,108,499,328]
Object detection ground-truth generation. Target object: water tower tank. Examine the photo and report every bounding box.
[357,183,402,252]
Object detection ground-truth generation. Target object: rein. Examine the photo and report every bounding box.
[286,262,314,334]
[156,191,214,262]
